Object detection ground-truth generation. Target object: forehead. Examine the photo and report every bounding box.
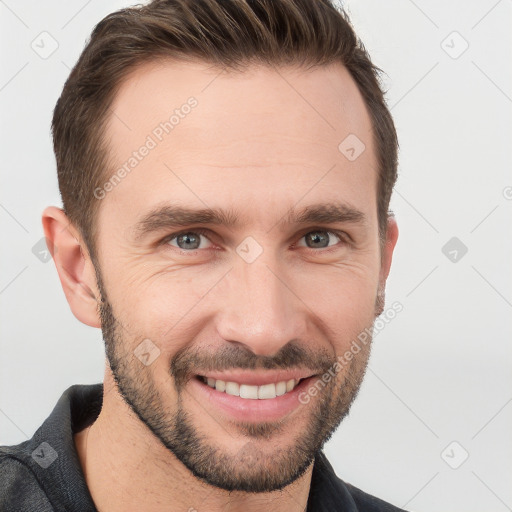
[99,59,377,233]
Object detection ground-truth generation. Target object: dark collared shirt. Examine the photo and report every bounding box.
[0,384,407,511]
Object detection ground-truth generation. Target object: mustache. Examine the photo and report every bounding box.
[170,341,336,390]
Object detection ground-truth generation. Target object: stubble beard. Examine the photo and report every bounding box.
[95,268,376,493]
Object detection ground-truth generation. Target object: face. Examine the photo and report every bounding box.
[92,60,392,493]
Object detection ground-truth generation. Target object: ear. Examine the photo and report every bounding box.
[42,206,101,328]
[375,215,399,316]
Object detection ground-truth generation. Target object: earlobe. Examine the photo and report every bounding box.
[42,206,101,328]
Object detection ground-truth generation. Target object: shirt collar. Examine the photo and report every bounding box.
[9,383,358,511]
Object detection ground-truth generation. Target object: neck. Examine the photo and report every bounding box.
[74,374,313,512]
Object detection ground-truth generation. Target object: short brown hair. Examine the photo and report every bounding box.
[52,0,398,261]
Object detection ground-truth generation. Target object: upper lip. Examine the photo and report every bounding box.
[196,370,316,386]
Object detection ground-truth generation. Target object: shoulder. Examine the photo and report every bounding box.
[0,384,102,512]
[345,481,407,512]
[311,451,408,512]
[0,447,55,511]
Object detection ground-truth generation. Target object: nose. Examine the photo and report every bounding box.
[214,252,309,356]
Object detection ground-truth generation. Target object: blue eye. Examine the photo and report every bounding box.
[166,229,213,251]
[297,230,343,249]
[162,228,347,254]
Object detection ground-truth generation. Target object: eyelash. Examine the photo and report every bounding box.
[160,228,350,255]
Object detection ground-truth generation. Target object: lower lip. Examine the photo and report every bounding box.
[188,375,316,423]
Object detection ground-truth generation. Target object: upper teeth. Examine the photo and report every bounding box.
[202,376,299,399]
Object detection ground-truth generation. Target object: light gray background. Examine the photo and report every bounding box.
[1,1,511,511]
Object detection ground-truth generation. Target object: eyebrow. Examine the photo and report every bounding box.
[132,202,367,241]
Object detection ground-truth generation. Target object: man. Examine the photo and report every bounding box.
[0,0,403,510]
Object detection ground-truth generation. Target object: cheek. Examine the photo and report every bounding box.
[303,260,379,311]
[299,261,379,349]
[102,261,226,352]
[100,242,380,353]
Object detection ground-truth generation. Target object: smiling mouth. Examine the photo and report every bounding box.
[196,375,307,400]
